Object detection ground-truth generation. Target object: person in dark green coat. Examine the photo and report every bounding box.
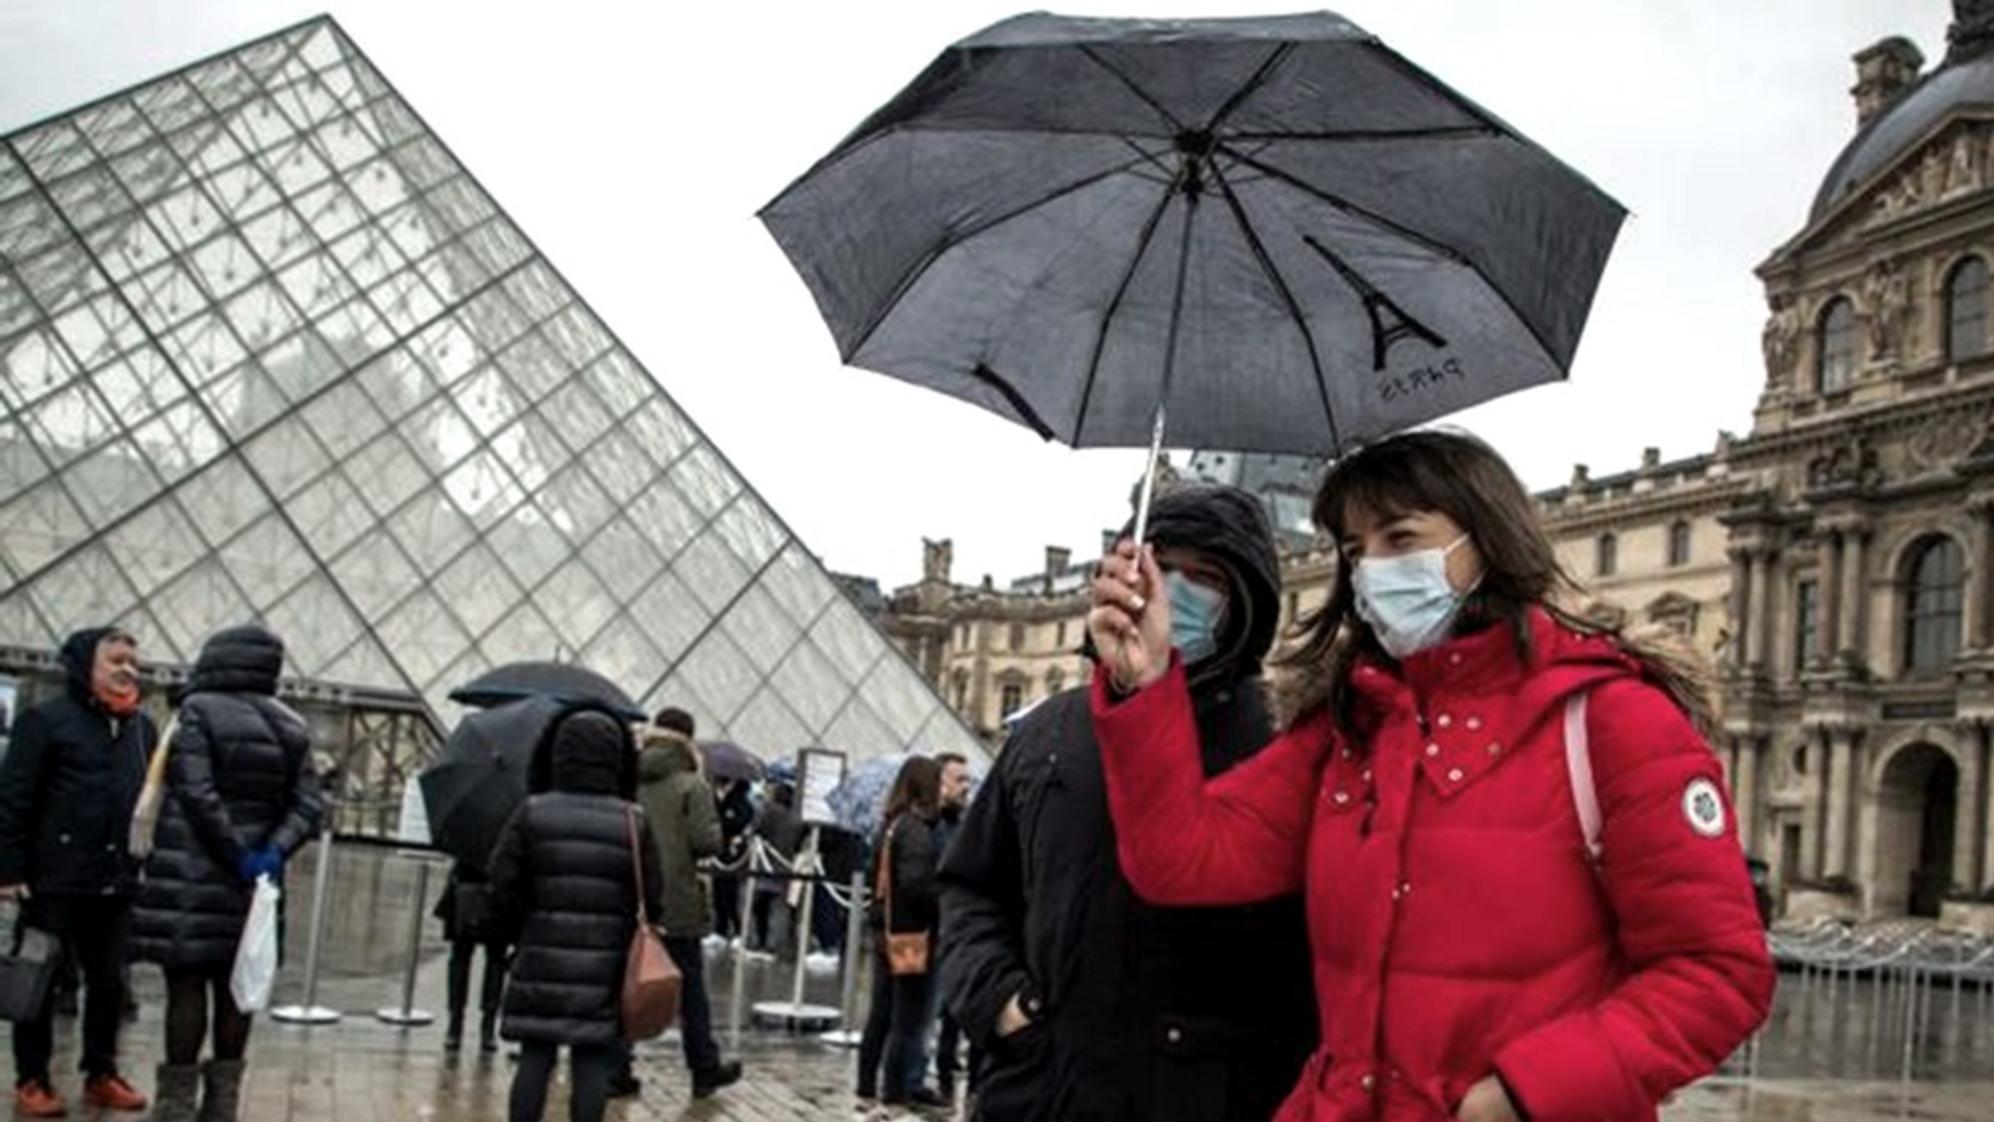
[634,708,741,1097]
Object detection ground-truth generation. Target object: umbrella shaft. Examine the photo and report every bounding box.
[1132,403,1168,547]
[1133,190,1198,549]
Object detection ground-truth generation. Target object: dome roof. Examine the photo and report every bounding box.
[1812,12,1994,220]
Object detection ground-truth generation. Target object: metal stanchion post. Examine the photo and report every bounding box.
[272,827,342,1025]
[752,827,839,1031]
[789,833,819,1008]
[375,857,435,1026]
[728,841,759,1051]
[819,872,867,1047]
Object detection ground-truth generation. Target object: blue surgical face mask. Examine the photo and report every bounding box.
[1164,570,1227,666]
[1351,535,1474,659]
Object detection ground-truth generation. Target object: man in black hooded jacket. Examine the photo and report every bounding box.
[0,627,157,1116]
[939,485,1317,1122]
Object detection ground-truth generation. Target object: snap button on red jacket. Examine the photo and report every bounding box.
[1093,609,1774,1122]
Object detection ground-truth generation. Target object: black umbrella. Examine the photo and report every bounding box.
[699,741,766,784]
[762,11,1625,540]
[449,660,643,721]
[419,696,563,866]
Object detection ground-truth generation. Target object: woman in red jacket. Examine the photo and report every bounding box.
[1088,431,1773,1122]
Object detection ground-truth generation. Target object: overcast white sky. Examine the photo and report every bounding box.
[0,1,1953,589]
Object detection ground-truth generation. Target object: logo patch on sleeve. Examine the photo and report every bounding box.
[1682,778,1726,838]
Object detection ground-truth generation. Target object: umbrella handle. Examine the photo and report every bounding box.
[1131,400,1167,549]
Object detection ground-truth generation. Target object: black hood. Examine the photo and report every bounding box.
[529,702,637,798]
[186,624,285,697]
[1116,484,1282,684]
[59,626,129,705]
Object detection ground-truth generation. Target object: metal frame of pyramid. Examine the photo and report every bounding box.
[0,15,984,764]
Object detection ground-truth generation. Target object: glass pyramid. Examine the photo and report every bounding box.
[0,16,983,764]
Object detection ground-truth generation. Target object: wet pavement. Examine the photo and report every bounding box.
[8,846,1994,1119]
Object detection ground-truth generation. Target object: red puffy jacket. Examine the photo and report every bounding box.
[1093,608,1773,1122]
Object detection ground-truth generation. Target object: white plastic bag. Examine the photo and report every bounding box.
[230,875,281,1013]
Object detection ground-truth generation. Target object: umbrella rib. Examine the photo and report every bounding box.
[1205,159,1342,455]
[1071,176,1182,445]
[1206,43,1295,133]
[898,122,1176,142]
[841,152,1153,364]
[1223,144,1570,380]
[1118,136,1178,179]
[1076,45,1185,134]
[1227,125,1500,142]
[1219,144,1468,264]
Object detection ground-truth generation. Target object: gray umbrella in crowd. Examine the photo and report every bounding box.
[762,11,1625,540]
[699,740,766,784]
[448,660,644,721]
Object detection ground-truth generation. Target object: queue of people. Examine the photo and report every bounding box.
[0,623,324,1120]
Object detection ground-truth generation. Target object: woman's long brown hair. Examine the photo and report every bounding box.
[1272,430,1714,738]
[881,755,943,827]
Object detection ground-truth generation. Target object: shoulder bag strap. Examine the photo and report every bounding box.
[876,817,896,931]
[625,805,650,926]
[1563,691,1602,865]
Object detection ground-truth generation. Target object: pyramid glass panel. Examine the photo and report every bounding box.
[0,17,983,764]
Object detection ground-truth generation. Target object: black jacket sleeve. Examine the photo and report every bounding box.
[168,705,248,871]
[266,726,326,857]
[487,803,531,941]
[0,706,49,885]
[938,744,1033,1047]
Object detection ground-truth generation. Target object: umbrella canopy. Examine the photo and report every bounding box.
[699,740,766,784]
[419,696,564,866]
[762,11,1624,465]
[826,753,914,839]
[824,752,986,838]
[449,661,643,721]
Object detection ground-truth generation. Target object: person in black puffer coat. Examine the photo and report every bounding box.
[938,484,1318,1122]
[131,624,324,1122]
[490,705,663,1122]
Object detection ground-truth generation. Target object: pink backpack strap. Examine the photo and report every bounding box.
[1564,691,1602,864]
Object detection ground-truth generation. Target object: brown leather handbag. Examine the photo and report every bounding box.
[620,806,680,1040]
[877,818,931,976]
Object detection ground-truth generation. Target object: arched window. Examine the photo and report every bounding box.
[999,682,1025,718]
[1045,667,1066,695]
[1949,256,1989,362]
[1905,536,1965,673]
[1667,521,1692,567]
[1596,533,1617,577]
[1818,297,1856,392]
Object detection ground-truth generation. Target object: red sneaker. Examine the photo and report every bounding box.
[83,1072,148,1111]
[13,1079,66,1117]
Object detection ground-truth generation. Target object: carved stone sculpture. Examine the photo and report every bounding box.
[1762,294,1802,384]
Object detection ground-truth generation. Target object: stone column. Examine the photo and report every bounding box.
[1726,548,1751,668]
[1972,499,1994,652]
[1823,725,1857,880]
[1731,736,1761,855]
[1819,531,1845,663]
[1981,725,1994,894]
[1953,721,1984,893]
[1751,549,1778,672]
[1838,527,1869,665]
[1800,728,1824,878]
